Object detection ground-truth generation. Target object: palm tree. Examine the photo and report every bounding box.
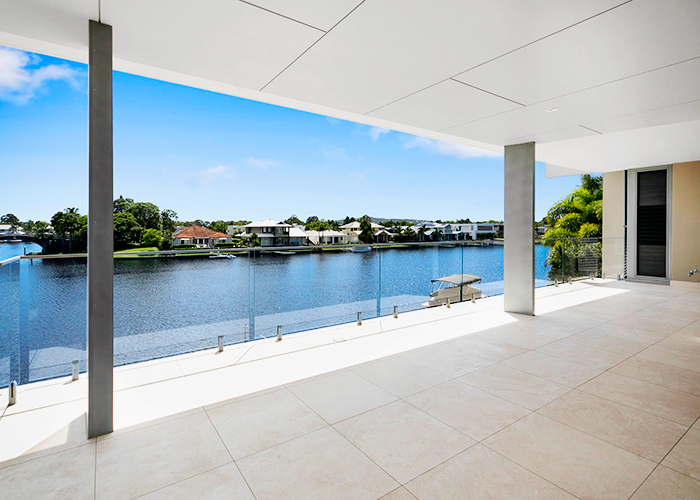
[542,174,603,279]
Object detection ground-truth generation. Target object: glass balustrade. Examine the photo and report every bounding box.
[1,237,625,389]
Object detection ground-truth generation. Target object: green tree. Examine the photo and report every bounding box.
[358,215,374,244]
[113,196,134,214]
[160,209,178,235]
[114,213,144,248]
[129,202,161,230]
[209,220,227,234]
[248,232,260,247]
[1,213,20,228]
[342,216,356,225]
[142,228,163,247]
[305,220,330,231]
[284,215,303,225]
[542,174,603,279]
[305,215,319,225]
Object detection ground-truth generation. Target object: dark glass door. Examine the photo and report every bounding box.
[637,170,667,277]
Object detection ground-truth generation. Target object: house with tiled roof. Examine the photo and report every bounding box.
[172,225,231,248]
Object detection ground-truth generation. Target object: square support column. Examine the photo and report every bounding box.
[504,142,535,315]
[87,20,114,438]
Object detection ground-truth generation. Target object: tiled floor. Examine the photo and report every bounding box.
[1,280,700,499]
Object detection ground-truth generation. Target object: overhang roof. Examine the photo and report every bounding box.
[3,1,700,176]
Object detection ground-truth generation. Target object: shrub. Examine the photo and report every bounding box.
[142,228,163,247]
[173,244,196,249]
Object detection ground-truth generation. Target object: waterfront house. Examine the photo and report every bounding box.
[288,227,309,246]
[242,219,291,247]
[339,221,385,243]
[172,225,231,248]
[306,229,349,245]
[374,229,392,243]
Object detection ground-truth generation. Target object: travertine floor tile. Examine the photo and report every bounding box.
[0,443,94,500]
[447,335,528,362]
[473,326,557,350]
[96,411,231,499]
[237,427,398,500]
[406,379,530,441]
[287,369,396,424]
[637,345,700,374]
[334,400,474,484]
[405,444,576,500]
[536,339,628,369]
[662,428,700,480]
[141,463,254,499]
[483,413,655,499]
[401,344,494,378]
[581,372,700,426]
[380,487,418,499]
[460,364,570,410]
[502,351,602,387]
[538,390,687,462]
[348,356,449,398]
[631,465,700,499]
[206,387,326,459]
[565,327,649,355]
[610,357,700,396]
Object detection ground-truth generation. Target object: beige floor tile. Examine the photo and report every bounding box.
[401,344,494,378]
[637,345,700,374]
[502,351,603,387]
[473,326,557,350]
[334,400,474,484]
[460,364,570,410]
[237,427,398,500]
[662,429,700,480]
[287,369,396,424]
[581,372,700,426]
[536,339,629,369]
[567,327,650,355]
[656,334,700,354]
[608,314,687,336]
[0,443,94,500]
[141,462,254,499]
[538,390,687,462]
[484,413,655,499]
[380,487,418,499]
[405,380,530,441]
[206,387,326,459]
[405,444,576,500]
[447,335,528,362]
[348,356,449,398]
[631,465,700,499]
[610,357,700,396]
[96,411,231,499]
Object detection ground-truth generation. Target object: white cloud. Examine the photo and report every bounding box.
[0,47,83,104]
[349,170,368,181]
[319,147,350,161]
[404,136,502,159]
[198,165,235,186]
[247,158,278,169]
[369,127,391,142]
[325,116,341,125]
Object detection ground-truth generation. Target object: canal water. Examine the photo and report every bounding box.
[0,244,551,385]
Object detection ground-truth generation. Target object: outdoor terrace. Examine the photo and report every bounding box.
[1,279,699,499]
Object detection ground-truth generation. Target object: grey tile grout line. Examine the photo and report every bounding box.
[283,385,407,489]
[625,415,700,499]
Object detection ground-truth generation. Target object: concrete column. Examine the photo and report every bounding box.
[504,142,535,315]
[87,20,114,438]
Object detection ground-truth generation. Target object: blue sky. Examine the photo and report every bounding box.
[0,46,580,223]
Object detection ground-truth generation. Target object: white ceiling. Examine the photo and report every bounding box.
[1,0,699,176]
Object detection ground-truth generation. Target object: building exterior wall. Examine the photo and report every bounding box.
[602,171,626,277]
[671,161,700,284]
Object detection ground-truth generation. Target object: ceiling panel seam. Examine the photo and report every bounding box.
[579,125,603,135]
[583,98,700,129]
[364,0,632,117]
[522,55,700,108]
[259,0,367,92]
[438,55,700,135]
[448,79,525,107]
[238,0,326,33]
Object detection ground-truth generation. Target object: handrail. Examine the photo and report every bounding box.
[0,256,21,267]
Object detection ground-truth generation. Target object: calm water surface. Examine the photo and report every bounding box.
[1,244,551,385]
